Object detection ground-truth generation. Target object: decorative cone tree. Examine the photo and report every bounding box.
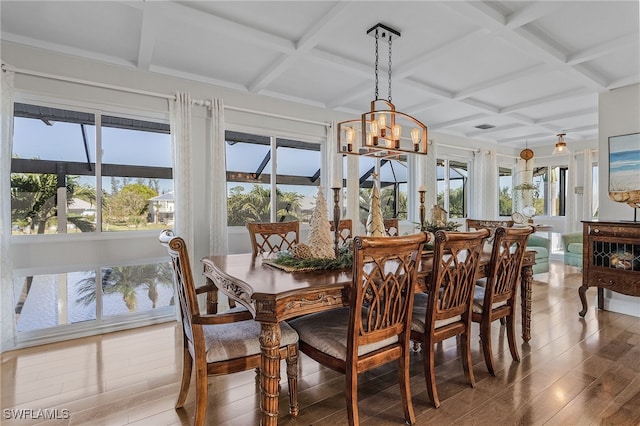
[366,175,386,237]
[306,187,336,259]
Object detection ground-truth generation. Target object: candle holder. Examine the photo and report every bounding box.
[332,187,341,257]
[418,189,426,232]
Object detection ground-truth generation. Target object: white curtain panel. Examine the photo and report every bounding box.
[582,148,594,221]
[485,150,498,219]
[566,153,577,232]
[1,69,16,351]
[424,144,437,213]
[326,121,341,197]
[169,92,194,257]
[209,98,228,255]
[515,158,533,214]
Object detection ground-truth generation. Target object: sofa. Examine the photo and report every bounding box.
[526,235,550,274]
[561,232,583,268]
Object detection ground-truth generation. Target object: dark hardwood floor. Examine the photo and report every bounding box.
[2,262,639,425]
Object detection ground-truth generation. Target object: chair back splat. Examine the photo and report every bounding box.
[384,218,400,236]
[289,232,428,425]
[247,221,299,255]
[330,219,353,246]
[411,229,489,408]
[159,230,300,426]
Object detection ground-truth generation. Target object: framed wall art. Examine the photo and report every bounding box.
[608,132,640,214]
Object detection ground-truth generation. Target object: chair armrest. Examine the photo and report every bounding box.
[193,310,253,325]
[195,281,218,295]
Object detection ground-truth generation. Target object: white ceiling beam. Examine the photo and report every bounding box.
[568,33,640,65]
[136,4,162,71]
[446,1,609,91]
[306,48,372,78]
[405,99,445,115]
[497,132,551,144]
[149,65,248,92]
[394,28,490,80]
[461,98,500,114]
[500,88,592,114]
[431,113,489,130]
[505,2,561,29]
[249,2,349,93]
[326,81,372,109]
[258,89,327,109]
[535,107,598,124]
[608,73,640,90]
[1,33,135,68]
[152,1,295,54]
[400,78,454,100]
[248,54,297,93]
[295,2,349,51]
[453,63,550,100]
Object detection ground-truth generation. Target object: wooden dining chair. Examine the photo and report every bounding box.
[288,232,428,425]
[384,218,400,236]
[329,219,353,246]
[411,229,490,408]
[159,230,300,426]
[472,226,533,376]
[246,221,299,255]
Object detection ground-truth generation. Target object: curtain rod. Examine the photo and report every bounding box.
[2,63,329,127]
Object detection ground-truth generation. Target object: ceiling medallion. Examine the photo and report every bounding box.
[337,23,428,159]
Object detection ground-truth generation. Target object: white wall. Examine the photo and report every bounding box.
[597,83,640,317]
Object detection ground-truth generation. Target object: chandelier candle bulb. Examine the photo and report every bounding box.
[392,123,402,140]
[378,113,387,137]
[345,127,355,152]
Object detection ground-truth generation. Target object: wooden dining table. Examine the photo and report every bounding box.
[201,250,535,425]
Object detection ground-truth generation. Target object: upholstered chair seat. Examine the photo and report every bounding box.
[471,285,508,314]
[201,320,298,363]
[289,307,399,361]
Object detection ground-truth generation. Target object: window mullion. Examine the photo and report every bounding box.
[95,114,103,232]
[270,135,277,223]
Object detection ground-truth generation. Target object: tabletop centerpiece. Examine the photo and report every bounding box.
[266,186,353,272]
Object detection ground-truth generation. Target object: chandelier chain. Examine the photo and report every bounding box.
[388,35,393,102]
[374,29,379,100]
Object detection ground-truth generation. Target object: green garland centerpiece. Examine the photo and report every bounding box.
[271,244,353,270]
[420,220,462,233]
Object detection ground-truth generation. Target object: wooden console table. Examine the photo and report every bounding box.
[579,220,640,316]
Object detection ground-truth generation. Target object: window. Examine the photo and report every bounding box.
[10,102,174,339]
[531,166,568,216]
[437,159,468,219]
[357,156,408,225]
[498,167,513,216]
[13,262,174,333]
[225,131,321,225]
[11,104,173,234]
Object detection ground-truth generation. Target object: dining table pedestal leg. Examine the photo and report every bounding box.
[520,264,533,342]
[259,322,281,426]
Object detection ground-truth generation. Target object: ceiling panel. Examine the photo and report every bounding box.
[1,0,638,147]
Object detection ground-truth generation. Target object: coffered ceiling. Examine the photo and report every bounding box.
[1,1,638,149]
